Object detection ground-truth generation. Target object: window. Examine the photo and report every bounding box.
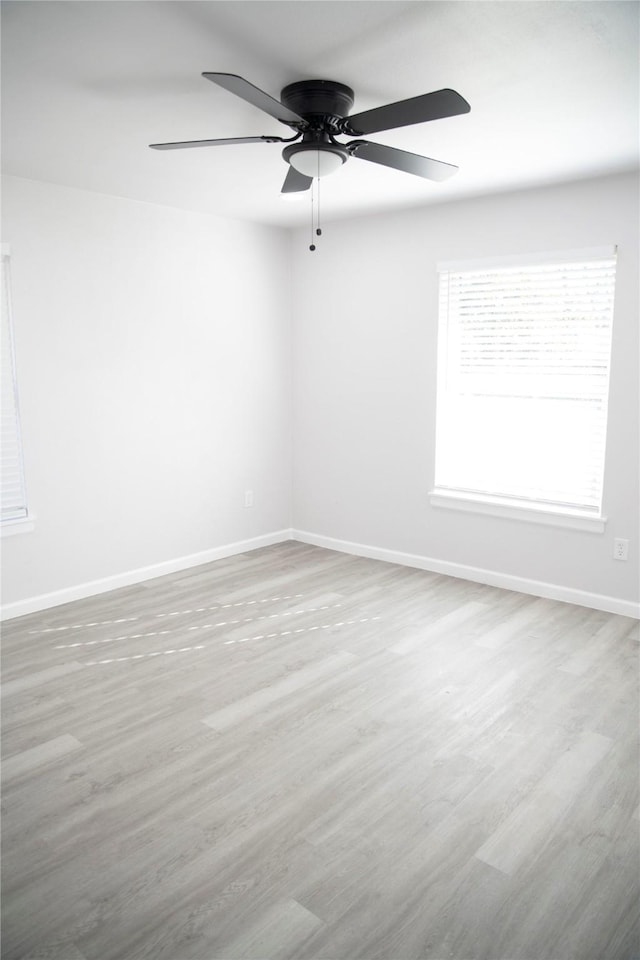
[432,246,617,530]
[1,243,29,529]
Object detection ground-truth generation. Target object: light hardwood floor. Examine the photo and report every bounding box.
[2,541,638,960]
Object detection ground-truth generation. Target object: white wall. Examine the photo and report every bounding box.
[3,172,638,618]
[1,176,292,610]
[291,173,640,611]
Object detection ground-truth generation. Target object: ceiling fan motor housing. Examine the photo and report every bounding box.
[280,80,355,130]
[280,80,354,175]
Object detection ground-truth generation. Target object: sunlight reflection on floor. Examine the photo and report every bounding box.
[53,604,345,649]
[83,616,382,666]
[30,594,306,634]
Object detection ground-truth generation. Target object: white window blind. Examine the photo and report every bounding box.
[1,245,28,523]
[434,247,617,516]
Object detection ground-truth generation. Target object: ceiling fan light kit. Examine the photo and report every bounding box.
[150,73,470,246]
[283,141,347,178]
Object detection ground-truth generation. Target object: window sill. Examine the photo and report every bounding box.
[429,489,606,533]
[1,515,35,538]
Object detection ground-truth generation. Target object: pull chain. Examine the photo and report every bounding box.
[309,153,323,252]
[309,177,316,251]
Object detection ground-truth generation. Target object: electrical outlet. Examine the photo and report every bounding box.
[244,490,254,508]
[613,538,629,561]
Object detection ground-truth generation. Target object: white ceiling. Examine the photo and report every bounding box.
[2,1,638,228]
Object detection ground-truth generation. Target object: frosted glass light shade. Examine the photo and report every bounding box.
[288,148,345,178]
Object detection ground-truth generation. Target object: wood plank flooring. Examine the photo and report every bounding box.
[1,541,638,960]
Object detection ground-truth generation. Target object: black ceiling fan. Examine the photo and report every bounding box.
[150,73,470,193]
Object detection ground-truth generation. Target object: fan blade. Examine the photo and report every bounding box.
[345,88,470,136]
[349,140,458,181]
[203,73,304,125]
[281,166,313,194]
[150,135,287,150]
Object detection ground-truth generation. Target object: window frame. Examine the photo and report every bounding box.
[430,246,617,532]
[1,243,32,536]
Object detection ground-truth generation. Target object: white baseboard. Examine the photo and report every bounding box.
[292,529,640,620]
[0,530,294,621]
[4,526,638,621]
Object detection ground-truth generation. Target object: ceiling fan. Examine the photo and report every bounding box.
[149,73,471,193]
